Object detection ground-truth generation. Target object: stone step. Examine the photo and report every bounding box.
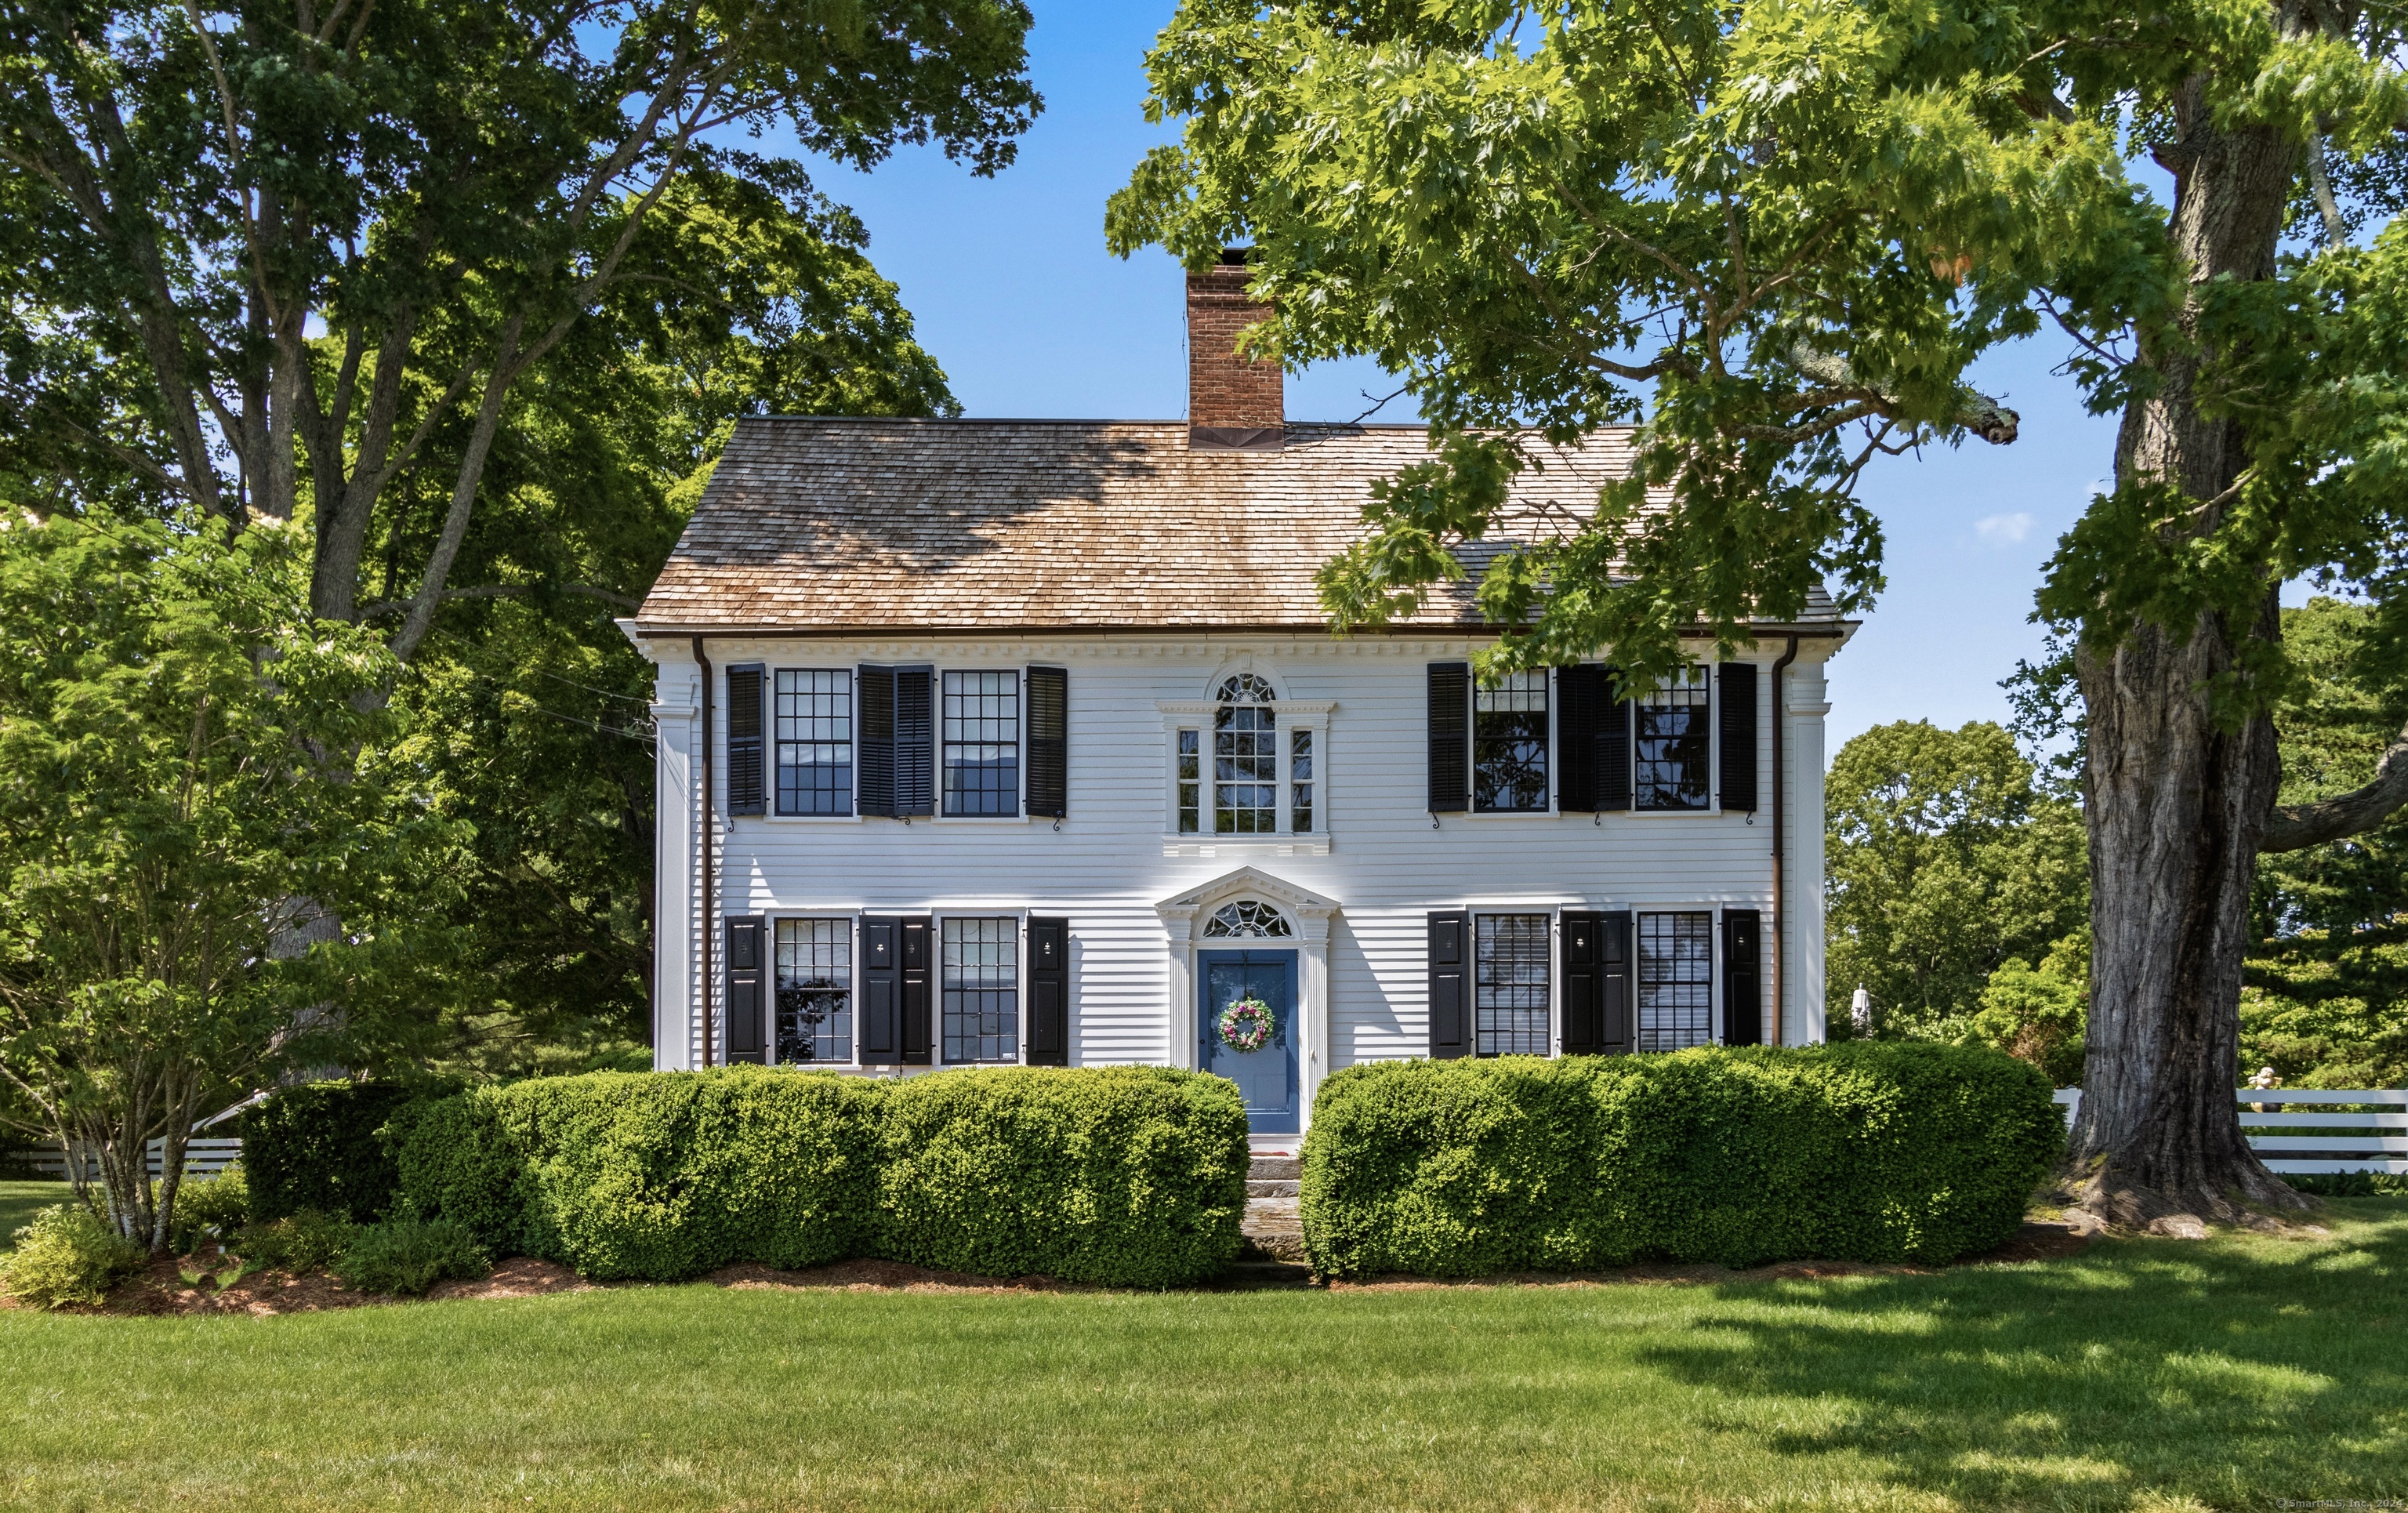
[1248,1155,1300,1181]
[1244,1197,1300,1231]
[1246,1178,1300,1199]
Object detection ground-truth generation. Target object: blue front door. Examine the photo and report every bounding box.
[1199,951,1300,1135]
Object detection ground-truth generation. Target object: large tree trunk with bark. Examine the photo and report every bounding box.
[2068,89,2312,1225]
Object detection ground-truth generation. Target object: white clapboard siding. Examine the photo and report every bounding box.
[18,1137,242,1181]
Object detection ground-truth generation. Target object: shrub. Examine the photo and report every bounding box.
[232,1210,354,1274]
[394,1069,887,1281]
[170,1165,251,1251]
[1300,1043,2063,1279]
[332,1218,489,1295]
[245,1081,426,1222]
[879,1066,1249,1286]
[0,1204,146,1308]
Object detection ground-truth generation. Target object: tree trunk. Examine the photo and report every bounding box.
[2068,87,2311,1225]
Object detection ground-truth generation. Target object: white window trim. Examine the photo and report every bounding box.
[937,668,1030,822]
[1627,666,1722,818]
[930,908,1029,1068]
[1629,902,1724,1050]
[766,913,863,1069]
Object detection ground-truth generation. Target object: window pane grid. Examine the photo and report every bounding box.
[1290,727,1315,833]
[1214,704,1277,833]
[941,916,1018,1064]
[1477,914,1550,1056]
[1637,669,1710,811]
[1638,912,1714,1051]
[1177,729,1200,833]
[942,671,1019,817]
[1474,671,1548,812]
[775,919,852,1063]
[774,669,852,816]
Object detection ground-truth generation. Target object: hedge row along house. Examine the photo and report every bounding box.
[622,258,1855,1139]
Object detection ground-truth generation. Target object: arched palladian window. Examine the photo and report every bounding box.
[1204,899,1294,938]
[1212,675,1278,833]
[1167,670,1325,840]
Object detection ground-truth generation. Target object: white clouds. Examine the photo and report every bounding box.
[1974,511,2035,545]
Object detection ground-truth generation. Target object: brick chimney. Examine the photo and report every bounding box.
[1187,249,1283,451]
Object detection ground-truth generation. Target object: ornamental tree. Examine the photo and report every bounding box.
[1109,0,2408,1224]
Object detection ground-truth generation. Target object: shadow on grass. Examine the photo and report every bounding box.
[1639,1200,2408,1507]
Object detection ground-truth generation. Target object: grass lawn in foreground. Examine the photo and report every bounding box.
[0,1179,66,1246]
[2,1201,2403,1511]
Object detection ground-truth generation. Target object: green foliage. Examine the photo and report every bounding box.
[1826,721,2088,1036]
[170,1166,250,1246]
[331,1219,490,1297]
[392,1068,1249,1287]
[1300,1045,2062,1279]
[1963,935,2091,1089]
[879,1067,1249,1287]
[232,1210,357,1276]
[244,1083,427,1225]
[2242,922,2408,1089]
[0,1203,144,1308]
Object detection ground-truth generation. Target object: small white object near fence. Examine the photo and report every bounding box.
[2052,1087,2407,1174]
[16,1137,243,1181]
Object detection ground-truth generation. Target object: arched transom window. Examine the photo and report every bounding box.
[1217,673,1276,705]
[1204,899,1293,938]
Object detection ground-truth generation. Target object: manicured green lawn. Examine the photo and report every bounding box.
[0,1178,67,1246]
[2,1203,2403,1511]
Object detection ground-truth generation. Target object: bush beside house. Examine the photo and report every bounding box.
[244,1081,427,1223]
[1300,1043,2062,1279]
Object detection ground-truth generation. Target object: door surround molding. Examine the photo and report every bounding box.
[1155,865,1337,1129]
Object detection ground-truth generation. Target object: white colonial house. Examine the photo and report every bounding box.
[622,259,1853,1137]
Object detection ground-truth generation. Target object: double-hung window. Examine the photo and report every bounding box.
[1635,669,1711,811]
[774,670,853,816]
[1637,911,1714,1050]
[1213,673,1278,833]
[941,916,1018,1063]
[1473,671,1549,812]
[1475,913,1550,1055]
[774,919,852,1062]
[1170,673,1325,836]
[941,671,1019,817]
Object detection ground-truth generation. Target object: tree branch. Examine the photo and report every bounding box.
[2262,720,2408,852]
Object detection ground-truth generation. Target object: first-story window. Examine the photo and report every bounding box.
[942,670,1019,817]
[941,916,1017,1063]
[1636,669,1711,811]
[1290,728,1315,833]
[1637,911,1714,1050]
[1476,913,1550,1055]
[775,669,852,816]
[775,918,852,1062]
[1474,671,1548,811]
[1177,729,1201,833]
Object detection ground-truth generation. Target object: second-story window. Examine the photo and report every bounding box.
[1474,670,1548,812]
[1290,728,1315,833]
[775,669,852,816]
[1636,669,1711,811]
[942,670,1019,817]
[1214,673,1278,833]
[1177,730,1202,833]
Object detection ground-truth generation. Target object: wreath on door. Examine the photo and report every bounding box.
[1217,995,1276,1053]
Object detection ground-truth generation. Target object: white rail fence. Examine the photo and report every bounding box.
[2055,1087,2408,1174]
[14,1137,244,1181]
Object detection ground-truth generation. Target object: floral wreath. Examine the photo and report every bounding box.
[1217,995,1276,1054]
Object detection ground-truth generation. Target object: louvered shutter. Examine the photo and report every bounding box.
[1428,910,1471,1058]
[895,666,934,818]
[726,665,766,816]
[1723,909,1762,1046]
[900,916,933,1064]
[1598,669,1632,812]
[1028,916,1069,1065]
[1561,910,1604,1054]
[1558,667,1601,812]
[859,917,901,1063]
[725,915,767,1063]
[1028,666,1068,820]
[1601,910,1634,1054]
[858,666,897,818]
[1427,662,1470,813]
[1719,662,1758,812]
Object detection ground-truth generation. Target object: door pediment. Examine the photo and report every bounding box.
[1156,865,1336,942]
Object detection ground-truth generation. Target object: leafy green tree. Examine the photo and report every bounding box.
[1110,0,2408,1221]
[1826,721,2088,1039]
[1967,934,2091,1090]
[0,513,453,1250]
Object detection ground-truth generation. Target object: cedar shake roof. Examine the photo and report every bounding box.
[636,416,1844,634]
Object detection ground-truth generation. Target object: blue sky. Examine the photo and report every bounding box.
[781,0,2134,753]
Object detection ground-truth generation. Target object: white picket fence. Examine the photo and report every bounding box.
[16,1137,243,1181]
[2054,1087,2408,1174]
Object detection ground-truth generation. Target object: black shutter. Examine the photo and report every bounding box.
[726,665,766,816]
[896,666,934,818]
[1028,916,1069,1065]
[1598,669,1632,811]
[1720,662,1758,812]
[1723,909,1762,1046]
[1601,910,1634,1054]
[900,916,932,1063]
[860,916,901,1063]
[1028,666,1068,820]
[1558,666,1601,812]
[858,666,897,818]
[1561,910,1603,1054]
[725,915,767,1063]
[1427,662,1470,813]
[1428,910,1471,1058]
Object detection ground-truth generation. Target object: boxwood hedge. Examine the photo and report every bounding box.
[1300,1043,2063,1278]
[388,1065,1247,1287]
[245,1080,425,1223]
